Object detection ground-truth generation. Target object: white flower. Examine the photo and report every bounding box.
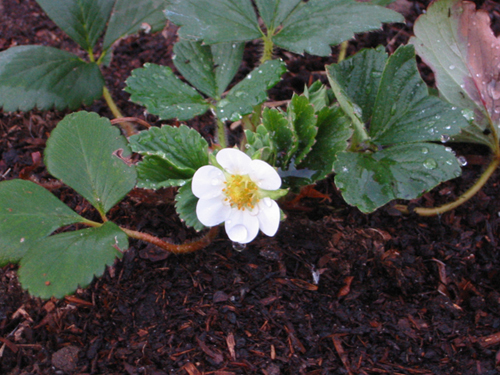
[192,148,285,244]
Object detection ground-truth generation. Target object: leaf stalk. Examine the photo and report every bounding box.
[395,153,500,216]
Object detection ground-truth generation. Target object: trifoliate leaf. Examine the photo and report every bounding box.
[215,59,287,122]
[0,46,104,111]
[0,180,85,266]
[173,41,244,99]
[410,0,499,149]
[175,180,205,231]
[164,0,262,44]
[44,111,137,216]
[19,222,127,299]
[255,0,301,30]
[273,0,404,56]
[334,143,462,213]
[103,0,168,50]
[326,45,470,212]
[125,63,210,121]
[129,125,209,189]
[36,0,113,50]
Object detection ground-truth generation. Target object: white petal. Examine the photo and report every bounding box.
[256,198,280,237]
[192,165,225,199]
[249,160,281,190]
[216,148,252,175]
[225,209,259,244]
[196,197,231,227]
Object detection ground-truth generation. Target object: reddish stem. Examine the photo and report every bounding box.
[120,226,219,254]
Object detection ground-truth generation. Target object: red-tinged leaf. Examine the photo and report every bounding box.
[411,0,500,149]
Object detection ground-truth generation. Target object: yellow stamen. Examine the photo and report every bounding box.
[224,174,260,210]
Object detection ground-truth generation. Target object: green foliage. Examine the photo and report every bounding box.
[173,41,244,99]
[129,125,209,189]
[44,111,137,216]
[103,0,169,50]
[36,0,114,51]
[327,45,469,212]
[246,93,351,189]
[215,60,287,122]
[0,46,104,111]
[165,0,403,57]
[0,180,86,266]
[175,181,205,231]
[0,0,167,112]
[125,63,211,120]
[126,58,286,123]
[19,222,127,299]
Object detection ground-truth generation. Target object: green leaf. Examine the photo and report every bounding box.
[129,125,209,189]
[273,0,404,56]
[327,46,387,123]
[255,0,301,30]
[175,180,205,231]
[334,143,462,213]
[298,106,352,181]
[173,41,243,99]
[0,46,104,111]
[164,0,262,44]
[215,59,287,121]
[44,111,137,216]
[103,0,168,50]
[173,41,217,98]
[19,222,127,299]
[326,45,470,212]
[0,180,85,266]
[303,81,331,113]
[35,0,113,50]
[369,45,467,144]
[410,0,498,149]
[125,63,210,121]
[262,107,294,167]
[211,42,245,98]
[287,94,317,165]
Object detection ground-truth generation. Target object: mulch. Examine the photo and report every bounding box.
[2,0,500,374]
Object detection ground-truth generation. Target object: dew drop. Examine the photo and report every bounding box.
[440,134,450,143]
[449,65,456,70]
[423,158,437,170]
[232,242,246,252]
[457,156,467,166]
[421,147,429,154]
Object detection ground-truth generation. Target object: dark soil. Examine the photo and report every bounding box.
[2,0,500,374]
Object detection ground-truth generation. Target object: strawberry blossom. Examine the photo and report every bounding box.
[192,148,286,244]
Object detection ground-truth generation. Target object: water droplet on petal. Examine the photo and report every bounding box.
[421,147,429,154]
[232,242,246,252]
[457,156,467,166]
[440,134,450,143]
[449,65,456,70]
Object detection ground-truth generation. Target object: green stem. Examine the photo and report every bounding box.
[261,33,274,64]
[338,41,348,63]
[102,86,135,136]
[216,117,227,148]
[395,154,500,216]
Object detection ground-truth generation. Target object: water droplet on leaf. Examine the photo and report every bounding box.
[423,158,437,170]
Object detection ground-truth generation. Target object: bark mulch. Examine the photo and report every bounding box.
[2,0,500,374]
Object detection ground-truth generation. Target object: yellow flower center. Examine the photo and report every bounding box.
[223,174,260,210]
